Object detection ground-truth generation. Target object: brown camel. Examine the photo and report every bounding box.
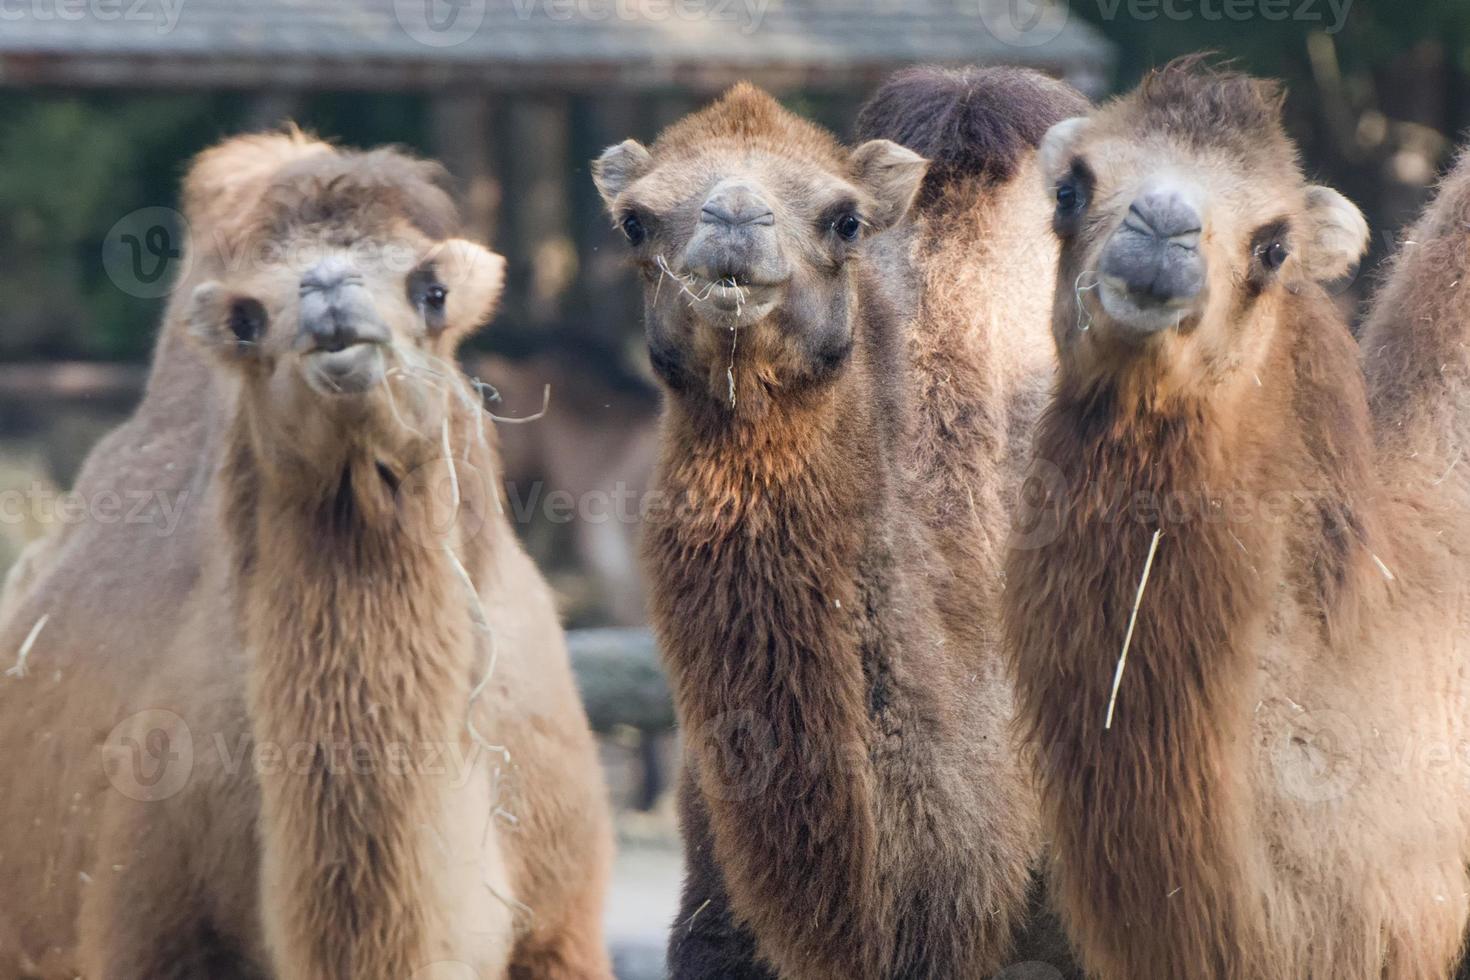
[594,70,1086,978]
[0,132,613,979]
[1006,60,1470,979]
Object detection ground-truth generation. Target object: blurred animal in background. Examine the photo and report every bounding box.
[475,341,659,627]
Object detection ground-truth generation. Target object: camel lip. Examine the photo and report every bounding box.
[302,343,386,395]
[1095,276,1202,338]
[683,277,786,323]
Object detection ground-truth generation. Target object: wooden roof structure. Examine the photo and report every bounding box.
[0,0,1112,93]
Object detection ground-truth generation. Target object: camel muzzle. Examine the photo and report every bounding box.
[683,177,789,293]
[1098,181,1206,331]
[296,256,391,354]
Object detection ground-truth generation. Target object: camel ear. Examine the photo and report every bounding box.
[1038,117,1090,187]
[184,281,270,367]
[428,239,506,347]
[850,139,928,230]
[1298,185,1368,283]
[593,140,652,209]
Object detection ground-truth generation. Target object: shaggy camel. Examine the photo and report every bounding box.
[1007,60,1470,979]
[0,133,613,978]
[594,70,1086,977]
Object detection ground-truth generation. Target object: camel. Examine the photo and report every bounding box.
[0,132,613,979]
[593,69,1087,978]
[1006,59,1470,979]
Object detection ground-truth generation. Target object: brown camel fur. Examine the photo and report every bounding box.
[594,70,1086,978]
[0,132,613,979]
[1007,60,1470,980]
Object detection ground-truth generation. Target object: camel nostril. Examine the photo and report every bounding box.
[298,283,390,353]
[699,178,777,230]
[700,204,776,228]
[1126,192,1203,244]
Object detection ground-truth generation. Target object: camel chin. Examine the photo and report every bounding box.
[301,344,388,395]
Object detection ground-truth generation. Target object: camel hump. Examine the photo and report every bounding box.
[856,65,1088,204]
[182,127,333,233]
[181,128,459,247]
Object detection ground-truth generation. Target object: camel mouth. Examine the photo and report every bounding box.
[683,275,785,324]
[303,343,387,396]
[1096,276,1203,337]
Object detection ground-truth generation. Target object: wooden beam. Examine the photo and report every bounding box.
[0,362,146,404]
[430,89,501,245]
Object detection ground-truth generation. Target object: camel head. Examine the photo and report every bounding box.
[182,133,505,477]
[1040,59,1368,393]
[593,83,927,410]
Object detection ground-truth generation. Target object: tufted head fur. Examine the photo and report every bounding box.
[593,83,926,417]
[857,64,1089,207]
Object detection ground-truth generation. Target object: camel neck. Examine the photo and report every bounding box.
[1007,293,1379,978]
[647,328,949,975]
[223,444,481,978]
[1009,381,1270,976]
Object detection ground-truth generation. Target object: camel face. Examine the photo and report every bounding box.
[1038,67,1367,384]
[183,146,505,467]
[594,83,925,405]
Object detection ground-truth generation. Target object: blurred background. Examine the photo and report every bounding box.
[0,0,1465,973]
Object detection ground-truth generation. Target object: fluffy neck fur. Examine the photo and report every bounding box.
[1007,286,1384,978]
[649,238,1039,976]
[220,410,488,979]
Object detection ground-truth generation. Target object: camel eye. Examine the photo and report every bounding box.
[409,268,449,329]
[834,212,862,241]
[228,298,267,346]
[1056,181,1083,213]
[621,212,647,246]
[1263,240,1289,271]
